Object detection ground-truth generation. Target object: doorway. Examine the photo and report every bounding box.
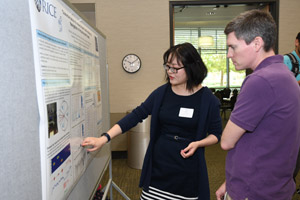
[169,0,279,88]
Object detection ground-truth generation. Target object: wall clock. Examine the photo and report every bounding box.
[122,54,141,73]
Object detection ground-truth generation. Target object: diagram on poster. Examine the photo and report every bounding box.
[28,0,103,199]
[59,100,69,131]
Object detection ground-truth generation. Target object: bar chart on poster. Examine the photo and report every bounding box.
[28,0,110,199]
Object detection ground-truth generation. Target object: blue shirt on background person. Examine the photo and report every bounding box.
[284,32,300,85]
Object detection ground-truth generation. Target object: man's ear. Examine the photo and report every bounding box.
[252,36,264,52]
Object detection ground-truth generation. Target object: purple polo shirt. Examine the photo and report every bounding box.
[226,55,300,200]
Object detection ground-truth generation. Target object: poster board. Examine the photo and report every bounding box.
[28,0,110,199]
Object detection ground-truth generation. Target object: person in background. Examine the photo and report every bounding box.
[229,89,238,110]
[284,32,300,193]
[284,32,300,85]
[216,10,300,200]
[82,43,222,200]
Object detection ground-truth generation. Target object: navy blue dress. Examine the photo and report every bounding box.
[142,87,204,199]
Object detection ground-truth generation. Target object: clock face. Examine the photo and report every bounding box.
[122,54,141,73]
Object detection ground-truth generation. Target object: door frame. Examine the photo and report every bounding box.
[169,0,279,53]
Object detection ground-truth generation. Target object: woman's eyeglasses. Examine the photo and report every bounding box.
[163,64,185,73]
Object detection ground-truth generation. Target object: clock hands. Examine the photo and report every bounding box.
[124,61,135,69]
[132,58,139,63]
[126,59,139,67]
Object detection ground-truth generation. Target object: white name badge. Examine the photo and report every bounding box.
[179,107,194,118]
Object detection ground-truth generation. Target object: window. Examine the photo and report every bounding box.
[174,28,245,88]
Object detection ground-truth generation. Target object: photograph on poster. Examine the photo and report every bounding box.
[47,102,58,138]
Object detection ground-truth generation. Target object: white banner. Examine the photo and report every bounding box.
[28,0,103,199]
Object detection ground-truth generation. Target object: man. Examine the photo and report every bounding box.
[284,32,300,85]
[216,10,300,200]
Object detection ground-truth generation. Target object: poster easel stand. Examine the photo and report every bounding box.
[99,157,131,200]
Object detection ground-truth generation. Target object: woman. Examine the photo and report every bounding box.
[82,43,222,199]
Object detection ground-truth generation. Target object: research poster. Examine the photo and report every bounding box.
[28,0,103,199]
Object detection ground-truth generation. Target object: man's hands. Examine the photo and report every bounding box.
[216,181,226,200]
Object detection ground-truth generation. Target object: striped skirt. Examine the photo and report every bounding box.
[140,186,198,200]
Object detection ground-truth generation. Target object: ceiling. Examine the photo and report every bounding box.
[174,3,267,28]
[72,3,267,29]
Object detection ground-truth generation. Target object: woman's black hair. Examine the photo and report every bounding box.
[163,42,207,92]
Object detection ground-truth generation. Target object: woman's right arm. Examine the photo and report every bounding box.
[81,84,163,152]
[81,124,122,152]
[81,99,152,152]
[81,97,152,152]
